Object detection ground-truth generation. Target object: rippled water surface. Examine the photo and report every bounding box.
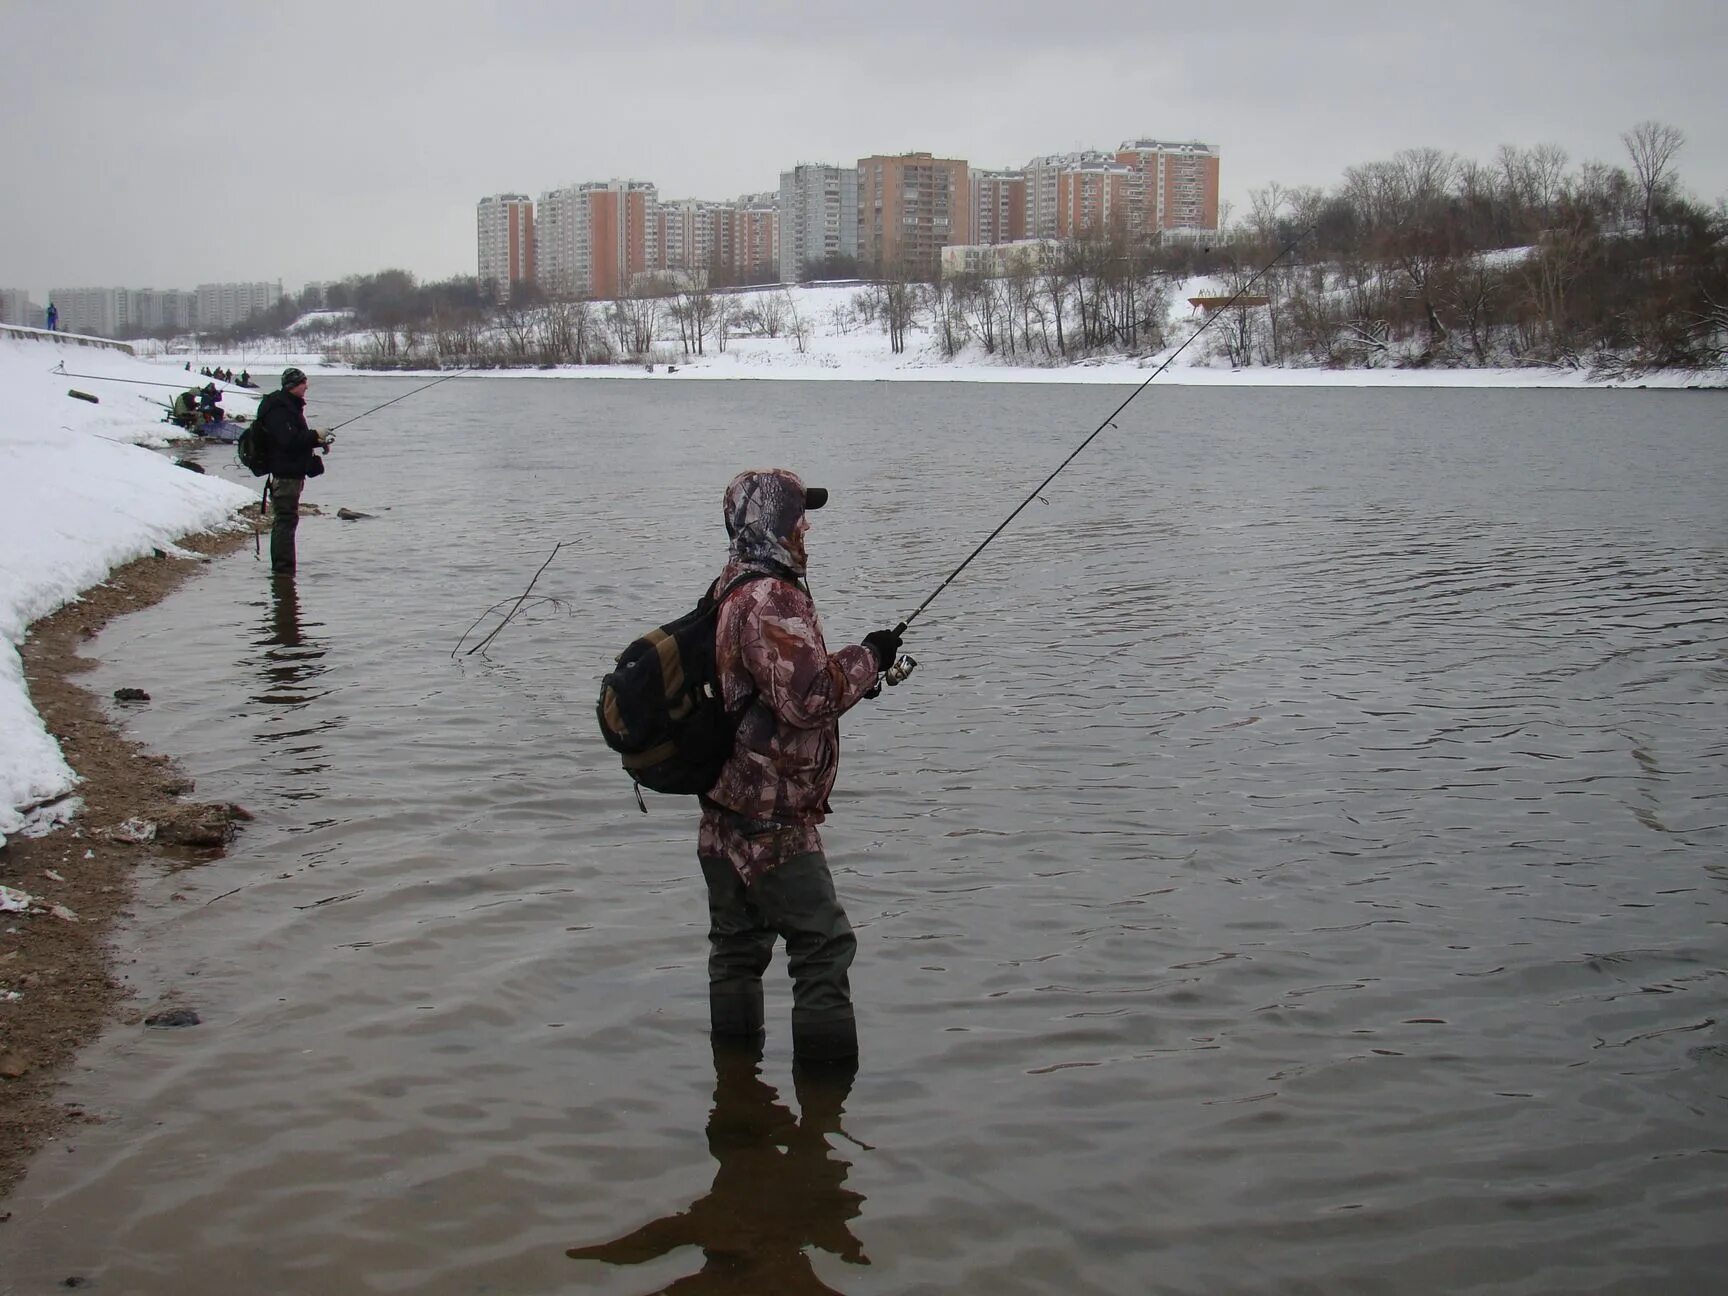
[4,379,1726,1294]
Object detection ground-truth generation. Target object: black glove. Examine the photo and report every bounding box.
[863,626,903,672]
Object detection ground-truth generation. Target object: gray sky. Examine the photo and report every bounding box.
[2,0,1723,299]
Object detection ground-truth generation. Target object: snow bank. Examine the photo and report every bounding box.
[0,329,256,845]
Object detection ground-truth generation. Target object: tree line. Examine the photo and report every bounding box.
[189,123,1723,375]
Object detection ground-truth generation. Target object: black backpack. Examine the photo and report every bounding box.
[597,573,772,802]
[235,402,271,477]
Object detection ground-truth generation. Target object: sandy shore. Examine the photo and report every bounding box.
[0,521,256,1199]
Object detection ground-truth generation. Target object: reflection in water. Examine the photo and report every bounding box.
[568,1042,869,1293]
[257,572,329,704]
[255,573,339,796]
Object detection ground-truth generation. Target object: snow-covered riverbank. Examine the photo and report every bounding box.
[142,280,1726,389]
[0,328,255,843]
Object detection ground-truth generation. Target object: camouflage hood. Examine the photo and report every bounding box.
[722,468,827,579]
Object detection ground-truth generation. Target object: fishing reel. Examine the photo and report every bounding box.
[884,654,917,686]
[316,431,336,452]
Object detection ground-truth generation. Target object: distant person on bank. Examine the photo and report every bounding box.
[253,367,332,575]
[45,302,58,331]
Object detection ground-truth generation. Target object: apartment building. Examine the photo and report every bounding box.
[536,180,658,299]
[939,237,1059,279]
[45,287,121,336]
[734,192,779,284]
[1115,139,1221,232]
[476,194,536,301]
[0,289,41,328]
[970,169,1029,246]
[656,198,730,277]
[195,281,283,331]
[123,288,195,333]
[777,163,859,283]
[1024,152,1136,241]
[856,152,970,281]
[43,286,227,336]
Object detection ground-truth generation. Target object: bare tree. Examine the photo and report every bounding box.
[1247,181,1289,245]
[673,270,716,357]
[1622,120,1685,240]
[783,289,811,355]
[754,291,787,338]
[875,278,919,355]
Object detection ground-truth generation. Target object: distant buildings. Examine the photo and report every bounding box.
[0,288,42,328]
[535,180,659,299]
[476,194,536,301]
[1116,139,1221,233]
[481,134,1220,292]
[939,238,1059,279]
[33,282,276,338]
[857,152,970,281]
[970,169,1029,248]
[194,282,282,331]
[732,193,780,284]
[778,164,858,283]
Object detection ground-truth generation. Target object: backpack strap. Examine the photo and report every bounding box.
[709,571,780,714]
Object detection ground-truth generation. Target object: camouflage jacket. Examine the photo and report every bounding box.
[698,556,878,884]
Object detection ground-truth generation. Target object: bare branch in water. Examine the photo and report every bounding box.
[452,542,566,658]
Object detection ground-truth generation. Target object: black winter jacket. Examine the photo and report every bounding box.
[255,389,322,478]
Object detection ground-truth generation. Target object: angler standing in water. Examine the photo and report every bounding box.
[252,367,332,575]
[699,469,903,1067]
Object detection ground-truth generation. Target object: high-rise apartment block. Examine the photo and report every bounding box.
[124,288,195,333]
[536,180,658,299]
[856,153,970,280]
[0,288,41,328]
[43,286,231,336]
[733,193,779,284]
[1115,140,1221,232]
[970,169,1029,247]
[476,194,536,301]
[195,281,283,331]
[45,287,121,336]
[655,198,731,278]
[1024,152,1136,240]
[778,164,859,283]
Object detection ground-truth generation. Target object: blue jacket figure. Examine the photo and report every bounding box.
[45,302,58,332]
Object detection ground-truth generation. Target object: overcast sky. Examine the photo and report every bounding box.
[2,0,1723,299]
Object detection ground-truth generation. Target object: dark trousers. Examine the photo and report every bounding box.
[269,475,303,573]
[699,850,855,1028]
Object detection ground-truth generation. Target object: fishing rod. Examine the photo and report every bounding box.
[889,224,1314,672]
[326,368,471,433]
[53,370,260,394]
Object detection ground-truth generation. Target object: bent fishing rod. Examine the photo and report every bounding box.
[885,225,1313,682]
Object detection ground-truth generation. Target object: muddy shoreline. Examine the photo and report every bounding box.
[0,521,256,1200]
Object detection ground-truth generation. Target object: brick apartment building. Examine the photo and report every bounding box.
[970,168,1029,247]
[536,180,658,299]
[476,194,536,301]
[732,192,779,284]
[1115,139,1221,233]
[857,152,971,280]
[1024,152,1136,240]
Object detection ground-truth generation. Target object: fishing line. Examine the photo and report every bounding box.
[53,370,259,393]
[898,224,1313,634]
[327,368,471,433]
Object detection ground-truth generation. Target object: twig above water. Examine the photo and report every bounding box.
[452,542,566,658]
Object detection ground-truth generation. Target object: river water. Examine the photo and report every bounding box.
[3,378,1725,1294]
